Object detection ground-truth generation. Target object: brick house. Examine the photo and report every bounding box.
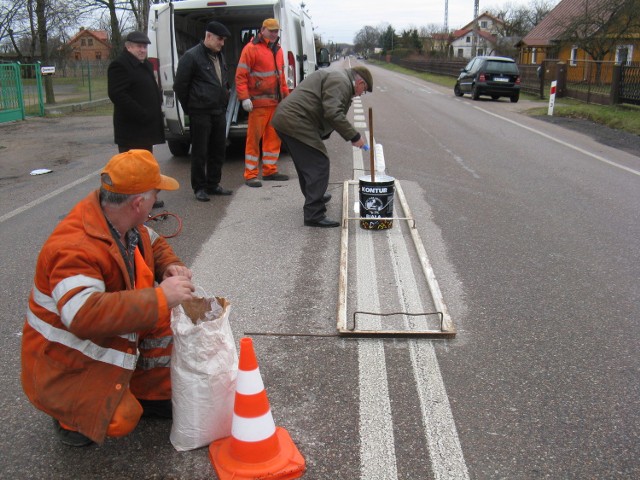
[518,0,640,66]
[67,28,111,61]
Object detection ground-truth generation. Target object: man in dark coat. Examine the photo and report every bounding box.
[272,67,372,227]
[174,21,233,202]
[108,31,166,208]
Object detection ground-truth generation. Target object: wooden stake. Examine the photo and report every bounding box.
[368,107,375,183]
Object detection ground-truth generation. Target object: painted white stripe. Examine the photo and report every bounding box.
[352,124,469,478]
[354,115,366,121]
[473,105,640,177]
[354,122,367,128]
[26,310,138,369]
[386,222,469,479]
[231,410,276,442]
[354,140,398,480]
[236,368,265,396]
[0,168,102,223]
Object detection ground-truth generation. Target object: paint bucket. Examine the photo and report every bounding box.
[359,175,395,230]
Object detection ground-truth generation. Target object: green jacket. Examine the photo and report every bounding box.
[271,69,359,156]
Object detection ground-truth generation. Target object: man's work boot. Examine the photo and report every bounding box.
[139,399,173,419]
[245,178,262,188]
[53,419,93,447]
[263,173,289,181]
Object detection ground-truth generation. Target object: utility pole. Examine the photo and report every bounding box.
[444,0,448,32]
[471,0,479,57]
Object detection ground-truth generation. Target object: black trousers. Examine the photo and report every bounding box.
[276,131,329,222]
[118,145,153,153]
[189,112,226,193]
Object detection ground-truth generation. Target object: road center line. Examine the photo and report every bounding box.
[353,98,398,479]
[386,226,469,479]
[353,97,468,477]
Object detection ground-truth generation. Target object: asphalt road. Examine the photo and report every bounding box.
[1,61,638,479]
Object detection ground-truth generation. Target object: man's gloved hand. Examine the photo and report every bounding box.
[242,99,253,112]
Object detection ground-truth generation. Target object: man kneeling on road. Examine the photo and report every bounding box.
[21,150,195,447]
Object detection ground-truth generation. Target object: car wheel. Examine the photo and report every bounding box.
[491,95,500,100]
[510,94,520,103]
[168,140,191,156]
[454,84,464,97]
[471,85,480,100]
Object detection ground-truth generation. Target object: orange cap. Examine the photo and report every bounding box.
[101,149,179,194]
[262,18,280,30]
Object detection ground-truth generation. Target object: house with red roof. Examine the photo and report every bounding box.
[450,12,505,59]
[67,28,111,61]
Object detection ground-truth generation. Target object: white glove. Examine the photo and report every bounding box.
[242,99,253,112]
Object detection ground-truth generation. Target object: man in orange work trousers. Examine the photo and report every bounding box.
[21,150,195,447]
[236,18,290,187]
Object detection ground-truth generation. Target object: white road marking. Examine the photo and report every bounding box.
[473,105,640,176]
[0,168,102,223]
[353,146,398,480]
[353,116,469,478]
[386,229,469,479]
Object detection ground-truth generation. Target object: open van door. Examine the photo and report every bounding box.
[299,9,317,78]
[148,2,190,156]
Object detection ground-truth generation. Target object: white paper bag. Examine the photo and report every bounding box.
[169,294,237,451]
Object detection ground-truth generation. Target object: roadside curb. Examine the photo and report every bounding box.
[44,98,111,116]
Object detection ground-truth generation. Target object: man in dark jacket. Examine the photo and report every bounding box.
[174,21,233,202]
[108,31,166,208]
[272,67,372,227]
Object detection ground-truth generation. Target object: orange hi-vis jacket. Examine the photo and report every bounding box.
[21,190,183,443]
[236,35,289,108]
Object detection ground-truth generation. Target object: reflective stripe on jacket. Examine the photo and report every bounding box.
[21,190,182,443]
[235,35,289,108]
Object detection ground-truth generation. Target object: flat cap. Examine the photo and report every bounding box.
[206,21,231,38]
[125,31,151,44]
[351,66,373,92]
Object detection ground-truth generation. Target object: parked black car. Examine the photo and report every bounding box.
[454,56,521,103]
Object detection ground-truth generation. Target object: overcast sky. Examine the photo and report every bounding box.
[301,0,546,44]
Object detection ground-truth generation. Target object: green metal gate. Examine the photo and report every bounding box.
[0,62,45,123]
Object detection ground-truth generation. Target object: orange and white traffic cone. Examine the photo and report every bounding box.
[209,337,306,479]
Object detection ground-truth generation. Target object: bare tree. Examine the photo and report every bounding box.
[34,0,56,102]
[557,0,640,62]
[0,0,29,57]
[353,25,380,56]
[1,0,91,61]
[490,0,555,37]
[129,0,150,32]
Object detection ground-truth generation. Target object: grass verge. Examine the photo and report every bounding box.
[527,102,640,136]
[368,59,640,136]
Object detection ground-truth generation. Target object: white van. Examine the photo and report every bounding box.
[147,0,319,156]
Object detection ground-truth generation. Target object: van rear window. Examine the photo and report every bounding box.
[486,61,519,74]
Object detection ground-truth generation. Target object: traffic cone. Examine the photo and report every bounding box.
[209,337,306,479]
